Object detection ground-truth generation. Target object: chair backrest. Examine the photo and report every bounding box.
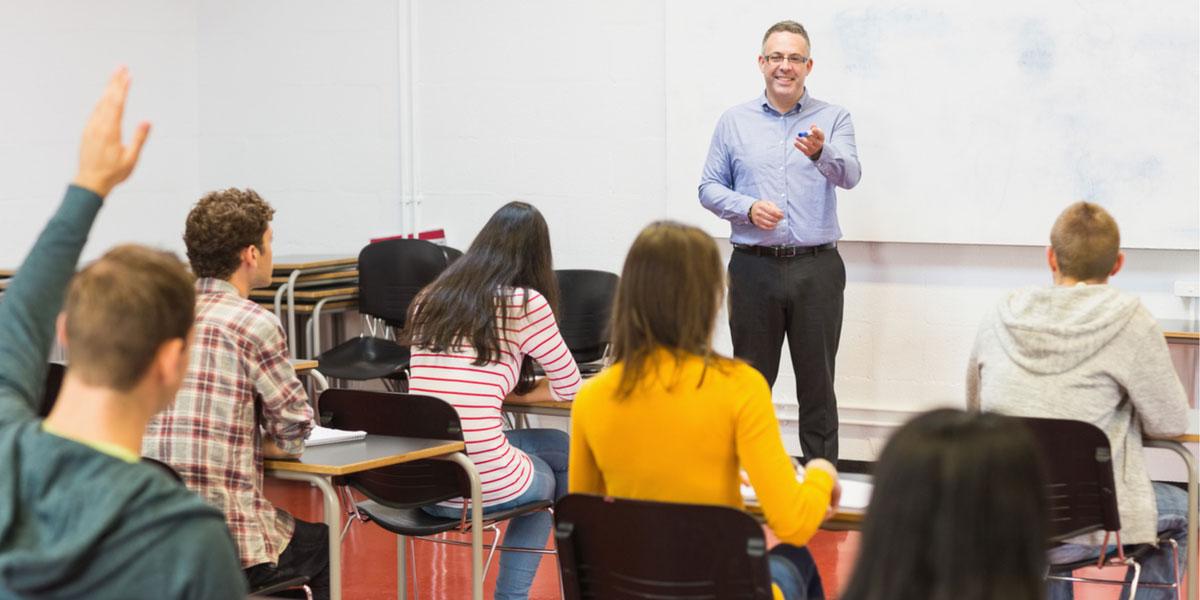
[554,270,619,363]
[1013,416,1122,543]
[441,246,464,266]
[554,494,774,600]
[357,239,449,328]
[318,388,467,507]
[37,362,66,417]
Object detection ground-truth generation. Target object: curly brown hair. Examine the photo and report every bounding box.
[184,188,275,279]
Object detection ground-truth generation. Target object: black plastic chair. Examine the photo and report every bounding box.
[554,494,774,599]
[552,269,618,376]
[317,239,448,387]
[37,362,66,417]
[318,388,556,599]
[1015,416,1181,597]
[442,245,464,265]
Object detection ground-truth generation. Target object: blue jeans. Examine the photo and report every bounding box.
[1048,482,1189,600]
[768,544,825,600]
[423,428,568,600]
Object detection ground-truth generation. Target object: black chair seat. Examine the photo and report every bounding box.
[250,574,310,597]
[317,337,410,380]
[357,499,554,537]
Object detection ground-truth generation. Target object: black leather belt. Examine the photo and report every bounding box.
[733,242,837,258]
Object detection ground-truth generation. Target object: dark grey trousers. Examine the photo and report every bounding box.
[727,246,845,462]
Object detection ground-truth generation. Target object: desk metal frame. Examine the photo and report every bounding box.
[1144,437,1197,600]
[266,442,485,600]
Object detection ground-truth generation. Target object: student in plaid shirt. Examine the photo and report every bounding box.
[142,189,324,598]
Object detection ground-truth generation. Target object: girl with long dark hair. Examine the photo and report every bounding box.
[841,409,1049,600]
[406,201,581,600]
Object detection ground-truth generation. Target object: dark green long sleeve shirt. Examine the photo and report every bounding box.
[0,186,248,599]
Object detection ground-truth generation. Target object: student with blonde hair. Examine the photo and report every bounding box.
[570,221,839,599]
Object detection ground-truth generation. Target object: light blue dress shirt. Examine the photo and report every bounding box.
[699,90,861,246]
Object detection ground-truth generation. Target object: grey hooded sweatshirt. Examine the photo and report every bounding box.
[966,283,1189,545]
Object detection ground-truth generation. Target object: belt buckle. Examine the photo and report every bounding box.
[778,246,798,258]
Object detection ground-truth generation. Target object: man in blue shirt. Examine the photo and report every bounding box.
[699,20,861,462]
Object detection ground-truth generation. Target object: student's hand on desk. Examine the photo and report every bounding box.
[824,480,842,521]
[504,378,556,404]
[749,200,784,230]
[262,436,301,459]
[73,66,151,198]
[802,458,841,520]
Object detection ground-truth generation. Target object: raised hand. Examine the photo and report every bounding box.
[73,66,151,198]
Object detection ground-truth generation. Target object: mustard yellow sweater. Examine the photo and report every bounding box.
[569,350,834,547]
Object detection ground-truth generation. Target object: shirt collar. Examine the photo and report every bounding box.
[41,422,140,463]
[759,89,809,116]
[196,277,240,296]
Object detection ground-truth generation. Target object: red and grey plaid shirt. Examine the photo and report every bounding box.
[143,278,313,568]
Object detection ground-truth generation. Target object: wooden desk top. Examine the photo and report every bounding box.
[251,286,358,301]
[743,501,865,529]
[256,300,358,314]
[502,400,573,417]
[271,270,359,286]
[289,359,319,374]
[273,256,357,272]
[265,435,464,476]
[1160,319,1199,342]
[0,269,13,278]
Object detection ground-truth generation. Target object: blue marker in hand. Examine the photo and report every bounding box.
[796,131,809,138]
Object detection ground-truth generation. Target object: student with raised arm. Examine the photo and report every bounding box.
[569,221,840,600]
[404,201,581,600]
[967,202,1189,599]
[143,188,324,598]
[0,68,247,598]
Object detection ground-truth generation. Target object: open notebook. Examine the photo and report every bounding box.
[741,474,873,512]
[306,425,367,446]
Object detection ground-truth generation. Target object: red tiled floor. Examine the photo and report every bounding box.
[267,479,1188,599]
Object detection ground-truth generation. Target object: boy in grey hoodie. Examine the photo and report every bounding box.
[967,201,1189,600]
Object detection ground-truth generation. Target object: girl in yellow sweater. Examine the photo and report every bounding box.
[569,221,840,600]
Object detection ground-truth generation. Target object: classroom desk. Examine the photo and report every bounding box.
[272,255,358,357]
[743,473,871,532]
[1160,319,1199,345]
[289,358,329,394]
[502,399,573,429]
[265,436,483,600]
[1146,432,1198,600]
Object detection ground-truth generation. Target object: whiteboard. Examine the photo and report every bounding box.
[664,0,1200,249]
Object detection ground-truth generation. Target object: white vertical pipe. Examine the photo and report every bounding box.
[397,0,418,236]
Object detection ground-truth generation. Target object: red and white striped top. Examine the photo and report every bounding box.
[408,287,581,507]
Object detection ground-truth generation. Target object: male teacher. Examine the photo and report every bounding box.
[699,20,861,462]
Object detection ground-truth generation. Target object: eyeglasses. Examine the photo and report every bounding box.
[763,54,809,66]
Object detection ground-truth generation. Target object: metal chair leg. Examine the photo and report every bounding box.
[1127,557,1142,600]
[482,524,502,578]
[397,535,407,600]
[410,538,420,600]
